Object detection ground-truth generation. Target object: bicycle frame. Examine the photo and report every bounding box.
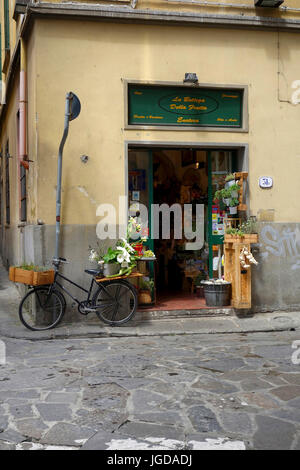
[50,267,116,307]
[51,270,96,306]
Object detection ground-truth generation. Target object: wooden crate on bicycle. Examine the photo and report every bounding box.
[9,267,55,286]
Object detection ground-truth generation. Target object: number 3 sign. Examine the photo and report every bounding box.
[259,177,273,189]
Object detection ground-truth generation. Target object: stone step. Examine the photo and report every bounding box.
[136,307,235,321]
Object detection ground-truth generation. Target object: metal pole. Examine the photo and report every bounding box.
[55,93,73,259]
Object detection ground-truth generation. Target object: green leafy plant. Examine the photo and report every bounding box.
[89,217,154,278]
[229,183,240,193]
[240,217,257,234]
[214,189,223,201]
[16,263,50,272]
[225,173,235,182]
[225,227,244,237]
[229,198,239,207]
[222,188,232,199]
[140,278,155,293]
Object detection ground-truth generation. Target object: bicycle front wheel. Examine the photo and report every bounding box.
[19,286,65,331]
[93,280,137,325]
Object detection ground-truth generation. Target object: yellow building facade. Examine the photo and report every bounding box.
[1,0,300,312]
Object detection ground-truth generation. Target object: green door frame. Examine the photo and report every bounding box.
[127,144,240,282]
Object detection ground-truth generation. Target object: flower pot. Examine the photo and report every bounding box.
[225,180,236,189]
[202,282,231,306]
[9,267,54,286]
[229,206,238,215]
[134,243,144,256]
[230,190,238,199]
[103,263,120,277]
[138,290,152,304]
[223,198,231,206]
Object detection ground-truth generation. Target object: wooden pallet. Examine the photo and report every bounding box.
[224,242,251,309]
[234,171,248,211]
[95,272,143,283]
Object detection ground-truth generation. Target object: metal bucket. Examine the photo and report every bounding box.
[202,282,231,306]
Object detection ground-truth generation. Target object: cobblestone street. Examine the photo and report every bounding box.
[0,329,299,450]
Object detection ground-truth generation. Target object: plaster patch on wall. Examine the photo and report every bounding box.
[76,186,97,205]
[260,224,300,270]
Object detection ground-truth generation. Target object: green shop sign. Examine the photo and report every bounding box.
[128,85,243,128]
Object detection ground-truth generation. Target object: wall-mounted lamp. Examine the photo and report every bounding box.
[183,73,199,84]
[254,0,283,7]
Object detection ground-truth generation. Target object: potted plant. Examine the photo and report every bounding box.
[224,227,244,242]
[138,278,154,304]
[239,217,259,243]
[214,189,222,202]
[225,173,236,189]
[222,188,232,206]
[9,264,55,286]
[228,182,240,199]
[224,218,259,243]
[89,217,152,278]
[229,198,239,215]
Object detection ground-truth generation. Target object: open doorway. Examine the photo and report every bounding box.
[128,146,242,310]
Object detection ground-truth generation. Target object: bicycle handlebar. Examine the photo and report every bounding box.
[52,257,70,265]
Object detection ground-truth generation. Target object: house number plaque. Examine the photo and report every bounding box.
[259,176,273,188]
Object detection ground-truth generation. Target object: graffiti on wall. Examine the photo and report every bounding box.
[260,225,300,270]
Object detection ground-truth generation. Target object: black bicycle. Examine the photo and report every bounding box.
[19,257,138,331]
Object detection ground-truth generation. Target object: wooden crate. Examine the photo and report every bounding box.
[224,242,251,309]
[9,267,55,286]
[234,171,248,212]
[224,234,258,244]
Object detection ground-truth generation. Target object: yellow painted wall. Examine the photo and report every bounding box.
[32,19,300,225]
[26,23,38,224]
[0,77,19,225]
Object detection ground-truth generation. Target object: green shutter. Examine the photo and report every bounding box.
[4,0,10,50]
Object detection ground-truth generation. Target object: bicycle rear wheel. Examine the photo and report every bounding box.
[93,280,137,325]
[19,286,65,331]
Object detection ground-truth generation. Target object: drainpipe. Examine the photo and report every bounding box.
[19,38,28,168]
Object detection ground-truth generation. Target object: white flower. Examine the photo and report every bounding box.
[120,238,135,253]
[89,250,98,261]
[117,253,125,263]
[117,246,131,263]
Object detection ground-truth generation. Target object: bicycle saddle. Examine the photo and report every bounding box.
[85,269,101,276]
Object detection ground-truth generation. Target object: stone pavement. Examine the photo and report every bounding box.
[0,330,300,450]
[0,261,300,450]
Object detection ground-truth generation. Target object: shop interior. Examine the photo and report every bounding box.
[128,148,235,310]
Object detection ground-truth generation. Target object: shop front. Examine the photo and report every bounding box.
[125,80,249,309]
